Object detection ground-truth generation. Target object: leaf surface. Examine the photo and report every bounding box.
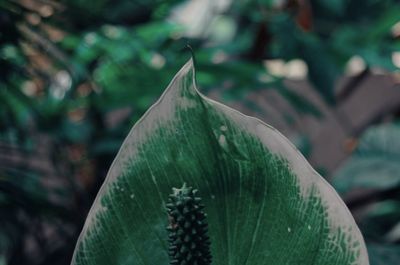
[72,59,368,265]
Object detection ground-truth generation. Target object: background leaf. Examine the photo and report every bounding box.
[333,123,400,194]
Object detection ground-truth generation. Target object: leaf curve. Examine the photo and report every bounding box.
[71,59,369,265]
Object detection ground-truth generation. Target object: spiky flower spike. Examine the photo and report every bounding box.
[166,184,212,265]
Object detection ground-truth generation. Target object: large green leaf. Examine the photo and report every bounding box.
[71,59,368,265]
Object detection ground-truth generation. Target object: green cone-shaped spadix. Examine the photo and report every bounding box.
[166,184,212,265]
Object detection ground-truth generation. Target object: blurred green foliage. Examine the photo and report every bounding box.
[334,123,400,193]
[334,123,400,262]
[0,0,399,264]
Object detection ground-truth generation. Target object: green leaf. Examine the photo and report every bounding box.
[71,59,368,265]
[333,123,400,194]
